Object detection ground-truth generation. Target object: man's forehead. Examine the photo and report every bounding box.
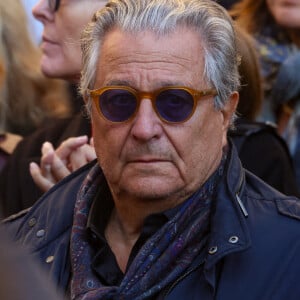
[95,27,206,89]
[99,27,204,64]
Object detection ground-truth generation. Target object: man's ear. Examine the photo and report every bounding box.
[222,91,239,130]
[221,91,239,147]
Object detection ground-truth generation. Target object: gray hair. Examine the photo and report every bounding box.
[80,0,240,115]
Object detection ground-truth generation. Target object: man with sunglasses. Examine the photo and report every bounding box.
[4,0,300,299]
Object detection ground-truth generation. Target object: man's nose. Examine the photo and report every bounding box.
[130,99,163,141]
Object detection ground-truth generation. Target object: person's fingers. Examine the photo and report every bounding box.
[32,137,92,189]
[41,141,54,157]
[55,136,89,160]
[68,144,96,171]
[29,162,55,192]
[39,142,56,181]
[48,153,71,181]
[40,141,69,182]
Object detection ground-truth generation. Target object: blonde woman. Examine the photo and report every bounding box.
[0,0,71,138]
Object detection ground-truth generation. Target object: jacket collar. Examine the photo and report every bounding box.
[11,161,96,247]
[204,143,251,285]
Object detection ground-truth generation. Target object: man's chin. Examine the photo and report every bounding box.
[120,179,182,202]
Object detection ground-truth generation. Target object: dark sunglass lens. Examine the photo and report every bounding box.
[99,89,137,122]
[48,0,60,12]
[55,0,60,11]
[156,89,194,122]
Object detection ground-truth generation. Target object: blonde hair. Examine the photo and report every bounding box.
[0,0,71,135]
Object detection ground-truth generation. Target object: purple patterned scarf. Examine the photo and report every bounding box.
[70,160,225,300]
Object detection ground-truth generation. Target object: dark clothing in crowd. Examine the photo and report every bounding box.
[0,148,9,172]
[229,119,299,197]
[4,144,300,299]
[0,113,91,217]
[271,53,300,187]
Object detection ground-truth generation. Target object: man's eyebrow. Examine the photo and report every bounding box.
[105,80,132,86]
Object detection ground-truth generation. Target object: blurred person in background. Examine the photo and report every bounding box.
[230,0,300,184]
[228,26,299,195]
[0,224,64,300]
[271,53,300,186]
[0,0,71,172]
[0,0,71,136]
[230,0,300,123]
[0,0,105,217]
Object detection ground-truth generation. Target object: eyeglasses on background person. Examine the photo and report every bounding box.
[48,0,60,12]
[47,0,107,13]
[88,86,217,124]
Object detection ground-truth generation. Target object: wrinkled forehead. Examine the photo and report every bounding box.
[95,27,207,90]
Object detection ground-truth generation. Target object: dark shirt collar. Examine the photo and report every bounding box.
[86,179,112,238]
[86,178,183,239]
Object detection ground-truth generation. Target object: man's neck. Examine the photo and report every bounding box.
[105,204,146,272]
[104,195,185,272]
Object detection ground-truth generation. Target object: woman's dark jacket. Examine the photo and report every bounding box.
[228,119,299,197]
[4,145,300,299]
[0,113,91,217]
